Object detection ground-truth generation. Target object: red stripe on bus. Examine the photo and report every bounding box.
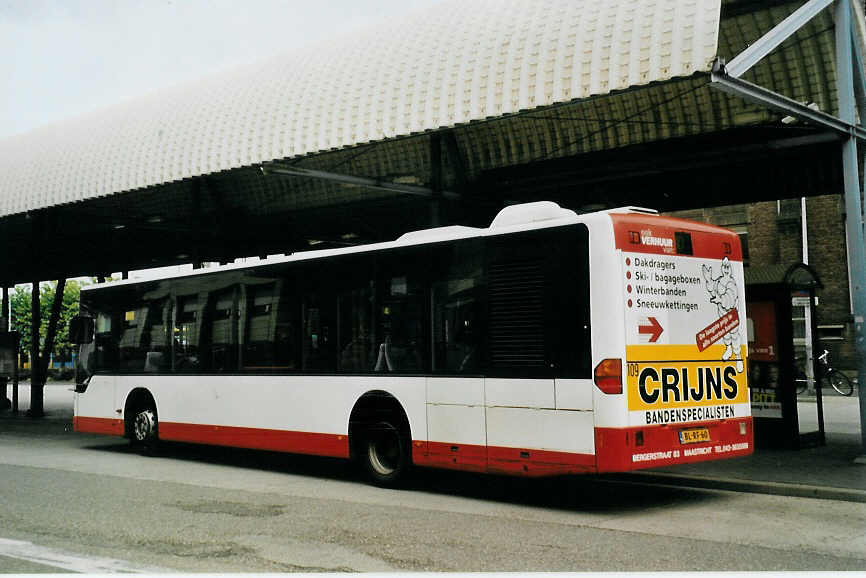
[75,415,752,477]
[594,418,753,473]
[415,441,596,477]
[73,416,124,435]
[415,441,490,473]
[487,445,597,476]
[610,213,743,261]
[72,416,351,459]
[158,422,351,458]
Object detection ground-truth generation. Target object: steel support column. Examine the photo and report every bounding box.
[0,286,9,410]
[834,0,866,454]
[852,25,866,116]
[430,133,443,227]
[27,210,45,417]
[28,279,42,417]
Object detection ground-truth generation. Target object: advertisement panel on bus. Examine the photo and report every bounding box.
[597,214,753,471]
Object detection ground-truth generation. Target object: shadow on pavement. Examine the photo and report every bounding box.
[4,383,863,503]
[79,436,724,514]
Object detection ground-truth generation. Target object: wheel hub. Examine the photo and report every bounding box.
[133,409,156,442]
[367,428,400,475]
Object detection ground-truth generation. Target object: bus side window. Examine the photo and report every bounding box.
[118,306,144,371]
[142,298,169,372]
[205,287,237,372]
[174,295,200,372]
[244,283,277,370]
[274,278,299,371]
[236,272,300,372]
[96,285,169,373]
[432,239,484,374]
[338,279,375,373]
[376,249,429,373]
[94,311,118,372]
[302,279,336,372]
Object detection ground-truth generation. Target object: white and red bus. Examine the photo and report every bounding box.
[72,201,752,486]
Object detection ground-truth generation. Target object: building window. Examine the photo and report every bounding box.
[777,198,800,223]
[817,325,845,341]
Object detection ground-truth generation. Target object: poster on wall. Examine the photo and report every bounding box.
[746,301,782,418]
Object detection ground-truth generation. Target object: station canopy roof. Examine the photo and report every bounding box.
[0,0,861,284]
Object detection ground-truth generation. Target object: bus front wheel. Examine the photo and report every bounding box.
[129,406,158,453]
[361,421,409,487]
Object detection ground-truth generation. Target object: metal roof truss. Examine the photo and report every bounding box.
[711,0,866,139]
[261,162,461,201]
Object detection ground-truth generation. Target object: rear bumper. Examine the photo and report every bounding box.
[595,417,753,473]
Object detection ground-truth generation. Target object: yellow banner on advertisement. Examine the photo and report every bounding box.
[626,344,745,362]
[626,344,749,412]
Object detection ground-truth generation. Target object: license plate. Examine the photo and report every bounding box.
[679,427,710,444]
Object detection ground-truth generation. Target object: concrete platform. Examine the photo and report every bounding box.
[626,395,866,502]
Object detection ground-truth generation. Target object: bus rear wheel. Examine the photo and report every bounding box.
[360,421,409,487]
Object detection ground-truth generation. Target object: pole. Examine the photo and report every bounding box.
[430,133,443,228]
[801,197,815,392]
[0,286,9,410]
[12,331,18,414]
[28,280,42,417]
[1,286,8,332]
[39,279,66,388]
[835,0,866,457]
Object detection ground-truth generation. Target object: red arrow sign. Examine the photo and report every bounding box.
[639,317,664,342]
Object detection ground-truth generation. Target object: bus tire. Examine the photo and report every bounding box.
[359,420,410,487]
[126,395,159,454]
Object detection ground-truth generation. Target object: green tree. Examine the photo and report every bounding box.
[10,280,83,368]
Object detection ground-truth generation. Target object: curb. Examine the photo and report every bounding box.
[612,471,866,503]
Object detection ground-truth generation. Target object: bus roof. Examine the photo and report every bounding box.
[80,202,718,291]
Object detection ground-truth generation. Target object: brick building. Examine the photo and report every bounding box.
[668,195,855,371]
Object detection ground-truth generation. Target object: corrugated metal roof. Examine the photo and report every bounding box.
[0,0,724,218]
[744,262,822,288]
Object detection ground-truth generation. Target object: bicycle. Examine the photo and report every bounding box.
[794,349,854,396]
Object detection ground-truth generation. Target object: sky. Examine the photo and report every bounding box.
[0,0,441,139]
[0,0,441,281]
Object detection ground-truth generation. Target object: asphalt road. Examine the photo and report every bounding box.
[0,423,865,572]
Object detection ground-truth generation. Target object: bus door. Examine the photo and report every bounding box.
[83,307,120,430]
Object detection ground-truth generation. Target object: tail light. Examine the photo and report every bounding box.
[594,358,623,394]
